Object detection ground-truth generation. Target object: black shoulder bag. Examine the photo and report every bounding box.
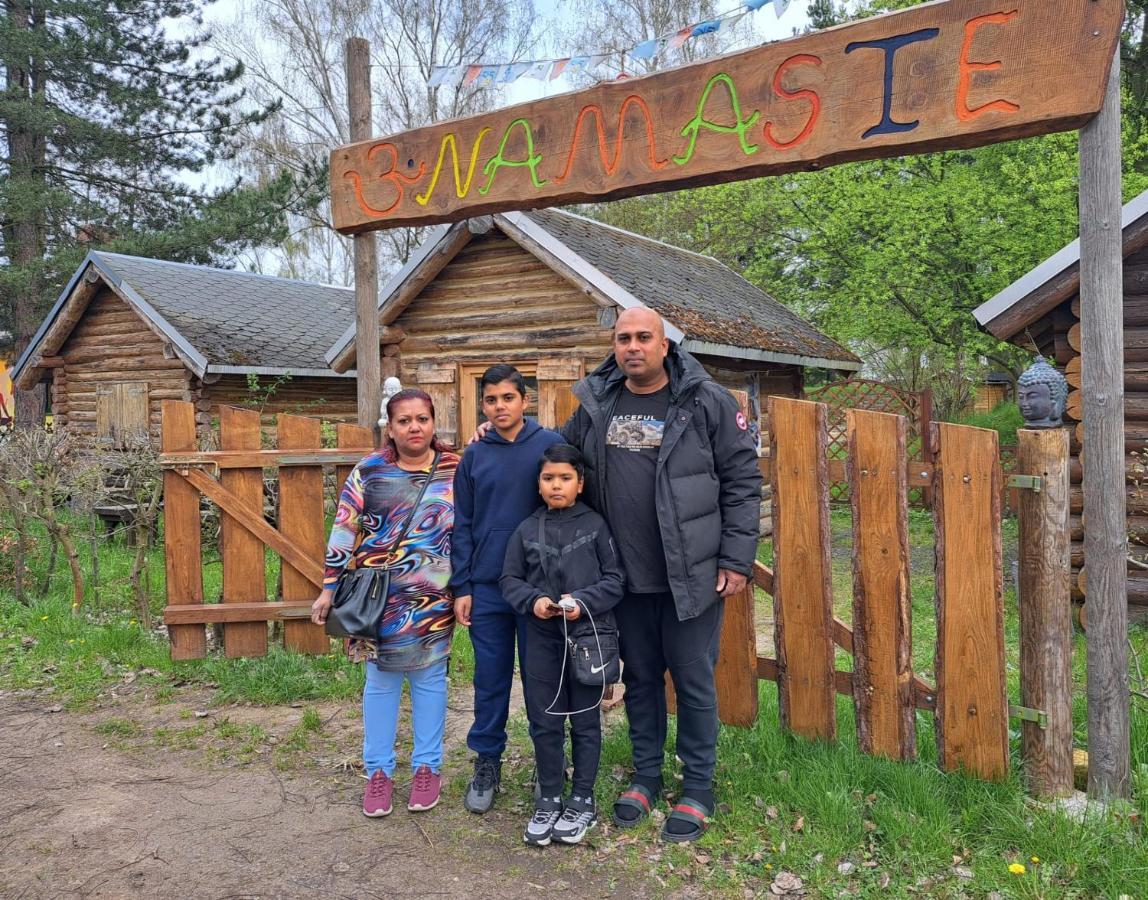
[325,453,440,640]
[537,512,621,686]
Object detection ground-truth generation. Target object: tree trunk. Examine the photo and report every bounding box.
[4,0,49,427]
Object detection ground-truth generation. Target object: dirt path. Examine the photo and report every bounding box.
[0,690,668,900]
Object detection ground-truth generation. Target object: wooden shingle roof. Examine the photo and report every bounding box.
[15,252,357,386]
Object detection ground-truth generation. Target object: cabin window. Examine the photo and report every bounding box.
[96,381,149,448]
[459,363,539,434]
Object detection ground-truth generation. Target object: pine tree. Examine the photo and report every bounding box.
[0,0,299,423]
[806,0,845,29]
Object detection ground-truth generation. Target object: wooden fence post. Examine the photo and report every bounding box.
[1079,47,1130,800]
[220,406,268,658]
[278,414,329,655]
[848,409,915,760]
[1017,427,1074,797]
[770,397,836,741]
[161,400,205,659]
[933,422,1008,780]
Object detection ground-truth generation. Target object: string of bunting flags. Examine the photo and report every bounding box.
[426,0,792,89]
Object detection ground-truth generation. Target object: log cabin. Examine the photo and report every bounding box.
[326,208,861,448]
[974,187,1148,618]
[12,252,359,446]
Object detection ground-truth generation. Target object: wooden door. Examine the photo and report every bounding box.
[96,382,149,447]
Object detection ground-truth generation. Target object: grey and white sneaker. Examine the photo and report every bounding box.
[523,796,563,846]
[551,794,597,844]
[464,755,500,814]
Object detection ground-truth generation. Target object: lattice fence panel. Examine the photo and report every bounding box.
[805,380,933,506]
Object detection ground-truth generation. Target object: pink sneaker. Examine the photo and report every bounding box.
[408,765,441,811]
[363,770,393,817]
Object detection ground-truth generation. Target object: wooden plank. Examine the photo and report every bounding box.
[416,364,460,447]
[164,602,313,625]
[159,448,374,469]
[756,657,938,713]
[759,456,935,487]
[769,397,836,740]
[219,406,268,658]
[537,357,582,431]
[848,409,915,760]
[330,0,1122,233]
[336,423,375,507]
[179,468,325,588]
[715,584,759,727]
[1080,49,1130,800]
[278,414,330,655]
[1017,427,1074,797]
[161,400,206,660]
[932,422,1008,780]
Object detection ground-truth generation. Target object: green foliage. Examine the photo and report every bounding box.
[0,0,305,357]
[954,401,1025,446]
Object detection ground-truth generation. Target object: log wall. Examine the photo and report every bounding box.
[395,231,614,380]
[197,375,358,437]
[55,289,192,441]
[1040,246,1148,608]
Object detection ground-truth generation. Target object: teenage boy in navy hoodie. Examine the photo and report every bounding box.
[451,364,564,814]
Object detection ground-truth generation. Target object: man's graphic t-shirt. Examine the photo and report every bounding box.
[605,384,671,593]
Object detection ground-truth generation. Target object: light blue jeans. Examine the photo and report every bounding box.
[363,660,448,778]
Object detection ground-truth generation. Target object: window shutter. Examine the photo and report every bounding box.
[536,358,583,430]
[415,363,459,448]
[97,381,149,448]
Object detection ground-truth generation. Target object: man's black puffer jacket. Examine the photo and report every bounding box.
[561,343,762,621]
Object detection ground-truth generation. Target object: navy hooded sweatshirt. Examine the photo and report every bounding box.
[449,418,565,598]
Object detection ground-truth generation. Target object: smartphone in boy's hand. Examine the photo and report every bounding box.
[533,596,561,619]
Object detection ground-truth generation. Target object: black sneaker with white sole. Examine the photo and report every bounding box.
[464,755,500,814]
[551,794,597,844]
[523,796,563,846]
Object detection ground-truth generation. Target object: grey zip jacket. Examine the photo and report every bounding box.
[560,343,762,621]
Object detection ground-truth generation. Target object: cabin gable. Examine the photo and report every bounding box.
[55,288,192,444]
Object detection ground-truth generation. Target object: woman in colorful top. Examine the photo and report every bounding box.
[311,389,460,818]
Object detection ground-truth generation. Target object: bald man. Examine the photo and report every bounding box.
[559,306,762,843]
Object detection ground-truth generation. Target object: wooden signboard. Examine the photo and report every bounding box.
[331,0,1122,233]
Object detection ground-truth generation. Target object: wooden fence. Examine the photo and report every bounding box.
[160,401,373,659]
[160,397,1052,785]
[712,398,1011,781]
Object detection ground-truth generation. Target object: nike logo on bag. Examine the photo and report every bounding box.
[590,663,609,675]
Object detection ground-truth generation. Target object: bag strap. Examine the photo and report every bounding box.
[390,452,440,555]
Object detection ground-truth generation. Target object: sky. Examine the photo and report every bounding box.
[204,0,813,109]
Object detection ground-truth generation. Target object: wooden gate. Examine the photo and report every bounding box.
[160,401,373,659]
[714,397,1009,781]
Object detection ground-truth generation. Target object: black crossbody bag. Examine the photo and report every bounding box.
[325,453,440,640]
[536,512,621,686]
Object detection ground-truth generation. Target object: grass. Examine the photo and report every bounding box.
[2,506,1146,895]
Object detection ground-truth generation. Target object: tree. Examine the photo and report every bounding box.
[214,0,536,279]
[0,0,298,424]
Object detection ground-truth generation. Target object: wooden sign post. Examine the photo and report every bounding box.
[330,0,1122,233]
[345,38,381,436]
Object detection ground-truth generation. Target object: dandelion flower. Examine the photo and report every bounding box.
[1009,863,1026,875]
[1031,856,1040,864]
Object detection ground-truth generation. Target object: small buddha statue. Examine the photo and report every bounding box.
[1017,357,1068,429]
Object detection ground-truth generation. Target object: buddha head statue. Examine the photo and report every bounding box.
[1016,356,1068,429]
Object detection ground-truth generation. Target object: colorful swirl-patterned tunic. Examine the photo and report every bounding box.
[323,450,460,671]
